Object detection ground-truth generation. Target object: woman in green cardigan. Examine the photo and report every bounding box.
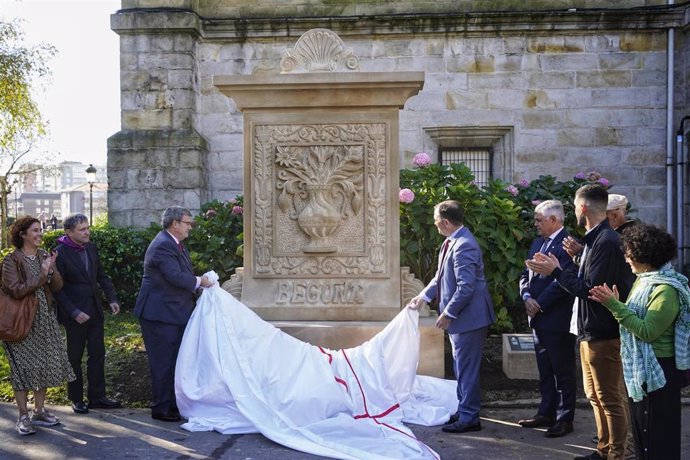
[589,223,690,460]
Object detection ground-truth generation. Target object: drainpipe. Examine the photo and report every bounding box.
[666,24,674,254]
[678,116,690,271]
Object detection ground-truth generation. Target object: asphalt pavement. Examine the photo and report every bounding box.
[0,400,689,459]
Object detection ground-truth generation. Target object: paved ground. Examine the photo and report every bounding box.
[1,401,689,459]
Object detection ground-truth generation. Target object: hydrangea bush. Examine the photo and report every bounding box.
[186,196,245,283]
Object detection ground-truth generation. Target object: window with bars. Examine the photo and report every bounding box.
[439,147,493,187]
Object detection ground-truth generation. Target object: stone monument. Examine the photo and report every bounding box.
[215,29,443,376]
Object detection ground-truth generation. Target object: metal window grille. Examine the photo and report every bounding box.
[439,147,492,187]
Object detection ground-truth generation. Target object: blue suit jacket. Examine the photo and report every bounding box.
[421,226,496,334]
[518,228,575,333]
[134,231,198,325]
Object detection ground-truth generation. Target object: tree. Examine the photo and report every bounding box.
[0,18,55,247]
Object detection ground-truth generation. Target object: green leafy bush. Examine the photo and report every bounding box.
[186,197,244,283]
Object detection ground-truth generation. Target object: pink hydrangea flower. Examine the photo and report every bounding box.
[231,205,243,215]
[598,177,610,187]
[504,185,519,196]
[518,178,530,188]
[412,152,432,167]
[399,188,415,204]
[574,172,586,180]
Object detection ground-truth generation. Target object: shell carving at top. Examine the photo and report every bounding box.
[281,28,359,73]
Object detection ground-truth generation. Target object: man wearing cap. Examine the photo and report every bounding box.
[605,194,635,233]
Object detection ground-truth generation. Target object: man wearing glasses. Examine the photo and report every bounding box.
[134,206,214,422]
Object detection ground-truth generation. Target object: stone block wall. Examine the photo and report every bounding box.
[110,2,689,228]
[121,0,666,18]
[109,10,208,226]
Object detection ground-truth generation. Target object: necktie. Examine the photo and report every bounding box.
[534,237,551,278]
[438,239,451,304]
[539,237,551,254]
[440,239,450,266]
[177,242,185,252]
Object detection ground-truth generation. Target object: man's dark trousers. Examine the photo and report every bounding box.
[533,329,576,422]
[64,319,106,403]
[139,318,185,415]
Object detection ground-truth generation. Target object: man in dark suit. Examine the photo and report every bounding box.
[134,206,213,422]
[527,185,635,460]
[518,200,576,438]
[55,213,121,414]
[409,200,496,434]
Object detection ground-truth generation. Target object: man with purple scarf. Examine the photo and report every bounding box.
[54,213,121,414]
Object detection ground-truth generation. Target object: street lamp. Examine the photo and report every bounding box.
[85,164,97,223]
[12,178,18,218]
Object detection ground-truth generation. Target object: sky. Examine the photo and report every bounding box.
[1,0,120,167]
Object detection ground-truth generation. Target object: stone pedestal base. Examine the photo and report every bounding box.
[501,333,538,380]
[272,316,444,377]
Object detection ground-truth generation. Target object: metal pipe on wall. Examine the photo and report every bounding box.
[677,128,684,269]
[678,116,690,272]
[666,27,675,248]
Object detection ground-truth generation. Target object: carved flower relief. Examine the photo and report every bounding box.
[275,144,364,218]
[275,144,364,253]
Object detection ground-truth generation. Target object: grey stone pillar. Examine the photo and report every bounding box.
[108,8,207,226]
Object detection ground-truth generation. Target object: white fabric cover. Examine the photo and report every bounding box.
[175,272,458,460]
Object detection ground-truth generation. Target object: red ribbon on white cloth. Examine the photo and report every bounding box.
[176,272,456,459]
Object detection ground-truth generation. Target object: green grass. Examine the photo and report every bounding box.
[0,311,146,406]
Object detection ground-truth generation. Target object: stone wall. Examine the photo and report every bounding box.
[121,1,666,17]
[109,2,689,227]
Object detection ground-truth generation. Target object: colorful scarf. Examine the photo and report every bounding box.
[621,263,690,402]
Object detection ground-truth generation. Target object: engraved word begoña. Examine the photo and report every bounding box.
[276,280,365,305]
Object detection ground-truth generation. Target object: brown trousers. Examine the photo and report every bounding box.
[580,339,629,460]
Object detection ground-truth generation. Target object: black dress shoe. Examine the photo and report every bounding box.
[446,412,459,424]
[88,398,122,409]
[517,414,555,428]
[441,420,482,433]
[545,420,573,438]
[72,401,89,414]
[152,412,181,422]
[573,452,605,460]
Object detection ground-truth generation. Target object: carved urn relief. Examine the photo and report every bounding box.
[276,144,363,253]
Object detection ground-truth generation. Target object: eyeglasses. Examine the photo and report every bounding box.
[178,220,194,226]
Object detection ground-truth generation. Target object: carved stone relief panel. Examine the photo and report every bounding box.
[252,122,389,278]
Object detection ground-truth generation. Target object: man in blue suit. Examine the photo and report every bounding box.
[518,200,577,438]
[134,206,213,422]
[409,200,496,433]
